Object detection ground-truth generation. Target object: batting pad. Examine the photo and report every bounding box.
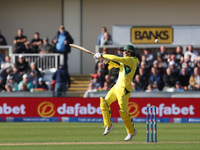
[100,97,111,128]
[119,110,135,135]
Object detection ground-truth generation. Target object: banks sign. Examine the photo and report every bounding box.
[131,27,173,44]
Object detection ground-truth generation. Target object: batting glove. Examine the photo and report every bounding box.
[93,53,103,60]
[102,58,110,64]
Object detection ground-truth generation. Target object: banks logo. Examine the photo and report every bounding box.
[37,102,55,117]
[131,27,173,44]
[128,102,140,117]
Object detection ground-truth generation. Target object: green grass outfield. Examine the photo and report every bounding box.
[0,122,200,150]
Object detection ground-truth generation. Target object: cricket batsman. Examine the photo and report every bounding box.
[93,45,139,141]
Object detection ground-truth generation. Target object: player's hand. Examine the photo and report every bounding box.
[93,53,103,60]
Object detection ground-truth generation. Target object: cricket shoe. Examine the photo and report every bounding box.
[124,129,137,141]
[103,124,114,135]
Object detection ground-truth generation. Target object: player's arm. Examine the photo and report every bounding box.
[108,60,120,68]
[103,54,133,67]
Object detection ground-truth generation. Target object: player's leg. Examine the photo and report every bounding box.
[117,88,137,141]
[100,85,117,135]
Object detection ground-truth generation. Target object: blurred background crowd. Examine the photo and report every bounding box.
[1,27,200,95]
[88,40,200,93]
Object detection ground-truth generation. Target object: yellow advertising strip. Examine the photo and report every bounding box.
[131,27,173,44]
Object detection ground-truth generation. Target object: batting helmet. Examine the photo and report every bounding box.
[121,45,136,56]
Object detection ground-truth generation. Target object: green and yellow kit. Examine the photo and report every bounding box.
[100,54,139,135]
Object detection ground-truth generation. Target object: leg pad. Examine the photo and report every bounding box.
[119,110,135,135]
[100,97,111,128]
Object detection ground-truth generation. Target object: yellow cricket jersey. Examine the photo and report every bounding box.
[103,54,139,92]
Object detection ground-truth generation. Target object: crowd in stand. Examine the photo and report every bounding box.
[88,45,200,92]
[0,54,49,92]
[87,45,200,93]
[0,26,73,93]
[85,27,200,93]
[1,27,200,94]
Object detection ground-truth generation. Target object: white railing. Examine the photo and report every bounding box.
[11,53,63,72]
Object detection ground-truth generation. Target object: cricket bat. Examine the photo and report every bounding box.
[69,44,94,55]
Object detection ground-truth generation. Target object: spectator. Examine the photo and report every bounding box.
[178,68,190,89]
[184,45,198,62]
[7,75,18,92]
[20,42,33,53]
[168,61,179,75]
[39,37,55,54]
[1,56,14,70]
[95,48,109,75]
[157,52,168,69]
[0,30,7,45]
[19,82,29,92]
[16,54,29,74]
[104,74,115,89]
[90,74,101,89]
[98,81,110,91]
[138,68,149,91]
[174,45,184,65]
[18,74,34,92]
[27,62,41,78]
[116,48,123,57]
[97,27,112,46]
[52,65,71,97]
[140,61,150,79]
[36,77,48,91]
[108,67,119,84]
[157,45,169,62]
[52,25,74,70]
[174,81,185,92]
[145,84,159,92]
[181,61,193,76]
[100,32,112,46]
[95,61,105,75]
[133,74,143,90]
[185,53,195,69]
[143,48,154,65]
[0,76,5,91]
[163,68,177,88]
[169,54,180,68]
[140,56,151,72]
[0,68,11,86]
[27,71,38,88]
[9,65,22,83]
[30,32,43,53]
[132,81,141,92]
[196,60,200,70]
[189,67,200,90]
[88,83,96,91]
[13,28,27,53]
[153,60,165,75]
[0,54,4,67]
[96,69,105,88]
[5,83,12,92]
[83,82,98,98]
[149,67,164,91]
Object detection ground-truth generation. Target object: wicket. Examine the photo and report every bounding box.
[146,105,157,143]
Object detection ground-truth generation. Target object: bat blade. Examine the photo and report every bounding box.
[69,44,94,55]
